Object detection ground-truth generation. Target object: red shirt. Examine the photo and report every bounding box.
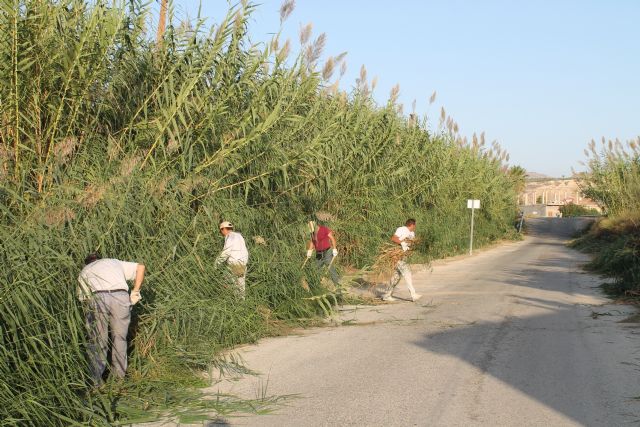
[312,226,332,251]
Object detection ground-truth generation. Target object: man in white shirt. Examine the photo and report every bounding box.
[216,221,249,298]
[77,253,145,385]
[382,218,422,302]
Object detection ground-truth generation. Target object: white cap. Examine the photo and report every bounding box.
[219,221,234,229]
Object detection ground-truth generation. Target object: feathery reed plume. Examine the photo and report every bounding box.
[315,211,336,222]
[178,175,206,193]
[340,60,347,77]
[429,91,437,104]
[42,206,75,227]
[53,136,78,166]
[270,36,279,52]
[119,153,143,178]
[371,76,378,91]
[305,33,326,67]
[77,183,107,209]
[299,22,313,45]
[167,138,179,154]
[148,175,171,199]
[277,38,291,62]
[335,51,347,62]
[233,10,244,33]
[0,143,9,180]
[440,107,446,122]
[253,235,267,245]
[389,84,400,105]
[328,79,340,95]
[411,99,417,115]
[322,56,335,80]
[339,91,348,106]
[453,122,459,134]
[480,131,485,146]
[359,64,367,83]
[279,0,295,24]
[107,136,121,161]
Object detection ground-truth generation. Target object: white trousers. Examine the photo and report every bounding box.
[385,260,416,298]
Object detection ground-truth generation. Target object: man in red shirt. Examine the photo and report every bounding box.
[306,221,340,285]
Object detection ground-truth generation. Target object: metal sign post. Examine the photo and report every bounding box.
[467,199,480,255]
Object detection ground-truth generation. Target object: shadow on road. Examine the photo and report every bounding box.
[411,218,638,425]
[526,217,595,240]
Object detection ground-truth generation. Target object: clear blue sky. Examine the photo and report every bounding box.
[167,0,639,177]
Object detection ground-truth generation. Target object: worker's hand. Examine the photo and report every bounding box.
[332,248,338,257]
[130,290,142,305]
[306,249,313,258]
[401,241,410,252]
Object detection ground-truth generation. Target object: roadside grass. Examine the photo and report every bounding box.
[570,214,640,299]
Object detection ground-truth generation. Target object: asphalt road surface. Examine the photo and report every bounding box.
[211,218,640,427]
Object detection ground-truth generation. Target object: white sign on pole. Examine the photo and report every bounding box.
[467,199,480,209]
[467,199,481,255]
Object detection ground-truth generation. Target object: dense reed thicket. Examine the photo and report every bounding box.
[572,137,640,295]
[0,0,521,424]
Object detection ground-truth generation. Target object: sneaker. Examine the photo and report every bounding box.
[411,294,422,302]
[382,295,396,302]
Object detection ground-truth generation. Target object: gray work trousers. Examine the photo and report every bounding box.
[383,260,416,299]
[85,291,131,384]
[316,250,340,285]
[227,263,247,299]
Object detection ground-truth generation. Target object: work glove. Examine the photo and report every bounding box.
[332,248,338,256]
[306,249,313,258]
[130,290,142,305]
[401,241,410,252]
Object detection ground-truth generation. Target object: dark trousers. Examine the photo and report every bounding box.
[315,250,340,285]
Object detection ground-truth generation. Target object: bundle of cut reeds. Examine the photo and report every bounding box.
[369,239,420,283]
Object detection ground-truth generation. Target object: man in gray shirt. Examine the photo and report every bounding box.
[78,253,145,385]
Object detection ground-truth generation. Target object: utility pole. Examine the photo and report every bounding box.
[156,0,168,46]
[467,199,480,255]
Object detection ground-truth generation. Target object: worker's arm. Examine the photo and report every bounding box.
[391,234,402,245]
[132,264,145,292]
[328,232,337,249]
[216,238,232,265]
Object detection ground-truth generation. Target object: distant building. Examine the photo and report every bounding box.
[519,177,600,217]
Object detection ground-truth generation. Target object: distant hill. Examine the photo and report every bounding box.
[525,172,549,179]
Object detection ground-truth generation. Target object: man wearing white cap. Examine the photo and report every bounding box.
[216,221,249,298]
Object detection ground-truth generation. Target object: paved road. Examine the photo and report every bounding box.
[213,218,640,426]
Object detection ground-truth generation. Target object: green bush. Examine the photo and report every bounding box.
[559,203,600,217]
